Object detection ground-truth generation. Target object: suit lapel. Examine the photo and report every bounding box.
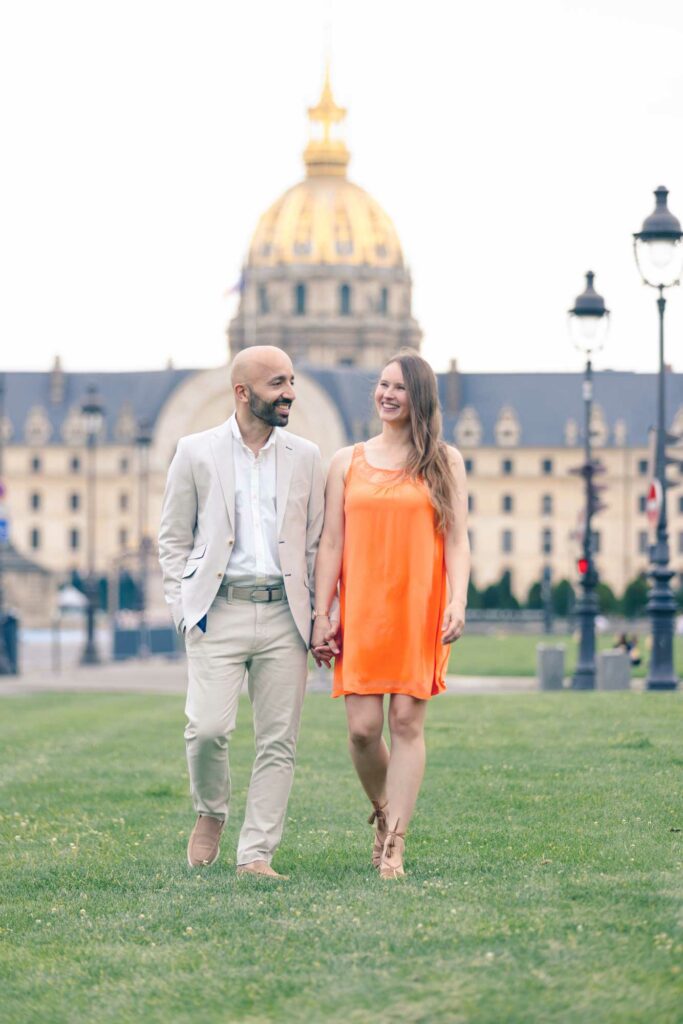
[210,421,235,534]
[276,433,294,535]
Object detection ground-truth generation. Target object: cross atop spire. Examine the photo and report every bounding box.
[304,63,350,177]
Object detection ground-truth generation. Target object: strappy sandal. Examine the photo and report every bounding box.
[368,800,388,870]
[379,820,406,879]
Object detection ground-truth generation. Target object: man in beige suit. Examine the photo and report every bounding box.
[158,346,325,878]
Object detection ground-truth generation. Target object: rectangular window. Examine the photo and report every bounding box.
[30,492,41,511]
[502,459,513,476]
[69,493,81,512]
[638,459,648,476]
[592,530,601,554]
[30,528,41,549]
[70,456,81,473]
[379,287,389,315]
[30,455,42,473]
[294,283,306,315]
[542,528,553,555]
[678,496,683,515]
[638,531,648,554]
[502,494,513,513]
[638,495,647,514]
[464,458,474,474]
[678,531,683,555]
[542,494,553,515]
[119,493,129,512]
[541,458,553,475]
[119,528,128,548]
[502,529,513,553]
[468,529,474,552]
[467,494,474,513]
[258,285,269,315]
[69,528,80,550]
[120,457,129,473]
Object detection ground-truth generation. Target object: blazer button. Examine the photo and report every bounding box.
[216,573,222,579]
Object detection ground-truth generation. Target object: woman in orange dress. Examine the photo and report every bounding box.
[312,349,470,878]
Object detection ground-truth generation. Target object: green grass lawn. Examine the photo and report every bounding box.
[446,633,683,678]
[1,692,682,1024]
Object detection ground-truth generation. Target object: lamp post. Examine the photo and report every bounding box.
[135,419,153,658]
[569,271,609,690]
[633,185,683,691]
[80,384,105,665]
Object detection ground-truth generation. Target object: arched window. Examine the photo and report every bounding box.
[340,284,351,315]
[294,283,306,315]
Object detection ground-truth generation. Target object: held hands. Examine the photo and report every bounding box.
[311,616,341,669]
[441,602,465,644]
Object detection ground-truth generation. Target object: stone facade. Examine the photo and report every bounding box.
[228,261,420,369]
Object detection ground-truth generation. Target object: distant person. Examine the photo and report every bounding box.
[312,349,470,878]
[158,346,324,878]
[614,633,641,667]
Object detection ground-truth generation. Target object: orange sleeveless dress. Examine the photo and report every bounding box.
[332,444,450,700]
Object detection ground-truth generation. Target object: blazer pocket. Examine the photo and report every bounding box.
[182,564,199,579]
[188,543,207,559]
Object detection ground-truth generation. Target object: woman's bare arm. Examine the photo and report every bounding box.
[442,447,471,643]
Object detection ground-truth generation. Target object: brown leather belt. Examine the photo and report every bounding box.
[217,581,287,604]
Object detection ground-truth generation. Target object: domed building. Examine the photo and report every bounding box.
[2,70,677,626]
[228,68,422,368]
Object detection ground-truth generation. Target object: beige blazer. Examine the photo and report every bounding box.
[158,419,325,646]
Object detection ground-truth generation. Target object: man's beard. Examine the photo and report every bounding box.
[247,388,291,427]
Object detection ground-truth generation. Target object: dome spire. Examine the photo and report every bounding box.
[304,63,349,178]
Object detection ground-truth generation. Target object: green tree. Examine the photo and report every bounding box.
[498,570,519,610]
[467,578,482,610]
[552,579,575,616]
[621,574,649,617]
[527,581,543,610]
[597,581,619,614]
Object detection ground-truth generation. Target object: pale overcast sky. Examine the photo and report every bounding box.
[2,0,683,375]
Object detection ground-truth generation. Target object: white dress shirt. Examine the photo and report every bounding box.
[225,414,282,583]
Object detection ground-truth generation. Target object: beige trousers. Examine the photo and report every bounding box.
[183,593,308,866]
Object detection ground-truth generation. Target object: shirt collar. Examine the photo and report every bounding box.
[230,413,277,452]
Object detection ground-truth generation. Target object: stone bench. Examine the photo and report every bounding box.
[536,644,565,691]
[596,650,631,691]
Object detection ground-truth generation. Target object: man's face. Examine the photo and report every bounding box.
[245,358,296,427]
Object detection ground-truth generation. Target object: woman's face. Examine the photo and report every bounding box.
[375,362,410,425]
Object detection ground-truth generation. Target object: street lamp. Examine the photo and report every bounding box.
[634,185,683,691]
[568,271,609,690]
[135,419,153,658]
[80,384,105,665]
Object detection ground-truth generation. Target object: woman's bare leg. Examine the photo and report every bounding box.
[345,694,389,803]
[385,694,428,830]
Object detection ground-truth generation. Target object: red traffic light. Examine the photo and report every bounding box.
[577,557,589,575]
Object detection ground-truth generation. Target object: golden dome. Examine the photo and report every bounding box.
[247,68,404,269]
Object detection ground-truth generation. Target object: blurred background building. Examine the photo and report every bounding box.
[1,70,674,625]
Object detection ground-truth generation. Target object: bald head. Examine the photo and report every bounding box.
[231,345,296,430]
[230,346,293,388]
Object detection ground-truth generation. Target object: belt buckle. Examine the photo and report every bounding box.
[250,587,272,603]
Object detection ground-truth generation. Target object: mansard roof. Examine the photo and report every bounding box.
[3,368,195,445]
[0,364,673,449]
[448,370,665,448]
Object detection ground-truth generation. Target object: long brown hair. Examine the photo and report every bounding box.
[383,349,455,533]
